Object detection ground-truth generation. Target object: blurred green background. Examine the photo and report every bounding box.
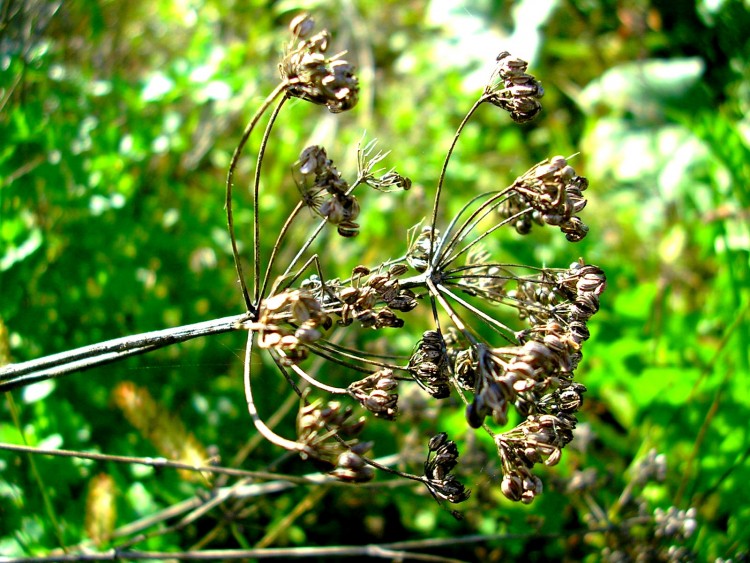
[1,0,749,560]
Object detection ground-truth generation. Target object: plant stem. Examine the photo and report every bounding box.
[243,330,305,453]
[0,313,250,392]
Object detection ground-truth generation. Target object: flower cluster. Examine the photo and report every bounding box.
[295,145,361,237]
[423,433,471,504]
[500,156,590,240]
[347,369,399,420]
[409,330,451,399]
[297,399,374,482]
[302,264,418,329]
[280,14,359,113]
[246,289,331,365]
[497,413,577,503]
[484,51,544,123]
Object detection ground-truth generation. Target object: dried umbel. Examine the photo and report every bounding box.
[409,330,451,399]
[347,369,399,420]
[280,14,359,113]
[226,14,606,510]
[296,399,374,482]
[484,51,544,123]
[294,145,360,236]
[423,433,470,504]
[500,156,590,240]
[243,289,332,365]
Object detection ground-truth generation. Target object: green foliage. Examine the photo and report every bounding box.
[2,0,749,560]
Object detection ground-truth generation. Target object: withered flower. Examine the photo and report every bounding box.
[296,398,374,482]
[409,330,451,399]
[347,369,399,420]
[484,51,544,123]
[423,433,470,504]
[280,14,359,113]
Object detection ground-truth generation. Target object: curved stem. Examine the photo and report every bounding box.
[253,95,289,305]
[286,360,349,394]
[226,81,288,314]
[428,96,486,266]
[243,330,304,452]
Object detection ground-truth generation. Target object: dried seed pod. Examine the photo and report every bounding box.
[280,18,359,113]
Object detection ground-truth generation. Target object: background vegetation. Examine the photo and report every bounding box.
[1,0,749,560]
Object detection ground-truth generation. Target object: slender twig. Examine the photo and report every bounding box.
[0,313,250,392]
[286,359,349,394]
[0,442,310,483]
[0,531,569,562]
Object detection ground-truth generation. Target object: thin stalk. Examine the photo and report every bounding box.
[426,277,479,346]
[434,190,509,268]
[259,201,305,302]
[428,96,486,265]
[308,341,407,373]
[253,94,289,305]
[0,442,308,483]
[285,357,349,394]
[226,81,288,314]
[243,330,304,452]
[439,194,523,269]
[436,283,516,343]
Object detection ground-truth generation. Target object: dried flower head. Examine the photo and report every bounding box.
[280,14,359,113]
[296,398,374,482]
[501,156,590,240]
[424,433,471,504]
[409,330,451,399]
[347,369,399,420]
[484,51,544,123]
